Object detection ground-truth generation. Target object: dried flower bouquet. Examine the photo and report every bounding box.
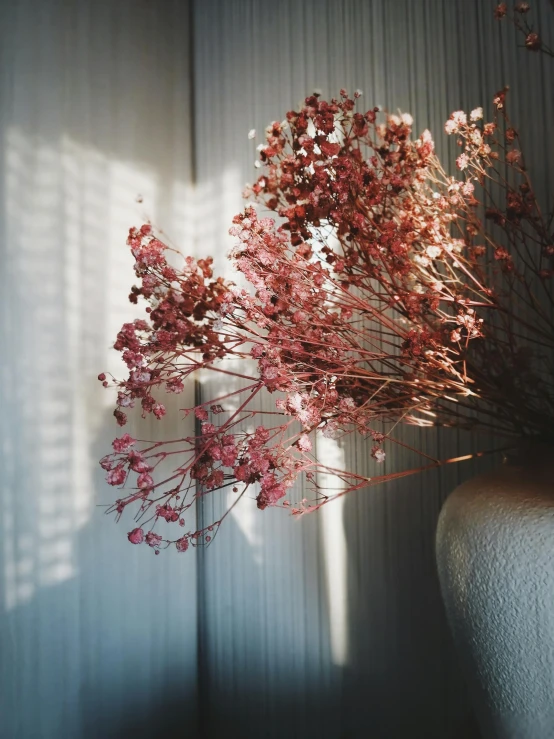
[99,7,553,554]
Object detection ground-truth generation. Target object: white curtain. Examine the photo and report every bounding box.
[193,2,553,738]
[1,1,552,738]
[0,2,198,737]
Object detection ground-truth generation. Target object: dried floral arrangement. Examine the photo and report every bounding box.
[98,2,554,553]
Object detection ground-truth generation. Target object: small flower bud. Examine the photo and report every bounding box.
[525,32,541,51]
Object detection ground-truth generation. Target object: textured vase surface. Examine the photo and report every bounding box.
[436,455,554,739]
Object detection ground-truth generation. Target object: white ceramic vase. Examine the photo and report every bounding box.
[436,450,554,739]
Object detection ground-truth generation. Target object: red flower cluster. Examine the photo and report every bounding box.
[100,89,554,552]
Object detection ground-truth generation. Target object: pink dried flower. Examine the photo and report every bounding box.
[137,473,154,489]
[166,378,184,394]
[99,88,554,552]
[176,536,189,553]
[493,89,508,108]
[145,532,162,549]
[456,153,470,170]
[112,434,136,453]
[371,446,386,464]
[153,403,166,419]
[525,32,541,51]
[445,111,467,135]
[128,528,144,544]
[106,466,126,486]
[297,435,312,452]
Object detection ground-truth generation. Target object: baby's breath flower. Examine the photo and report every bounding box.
[101,88,553,552]
[525,32,541,51]
[456,153,470,170]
